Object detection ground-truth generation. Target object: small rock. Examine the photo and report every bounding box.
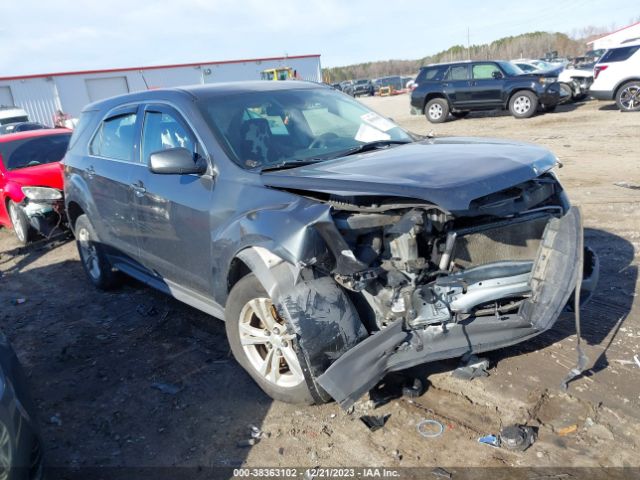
[151,382,181,395]
[49,415,62,426]
[278,447,285,455]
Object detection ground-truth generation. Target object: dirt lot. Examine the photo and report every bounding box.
[0,95,638,477]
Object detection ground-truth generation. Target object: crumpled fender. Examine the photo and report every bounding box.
[236,246,367,402]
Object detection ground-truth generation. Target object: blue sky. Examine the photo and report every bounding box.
[0,0,637,76]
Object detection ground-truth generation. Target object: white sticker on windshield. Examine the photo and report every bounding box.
[360,112,395,132]
[355,123,391,143]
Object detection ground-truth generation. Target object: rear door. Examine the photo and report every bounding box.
[468,62,505,106]
[443,65,472,107]
[85,106,141,258]
[131,104,214,294]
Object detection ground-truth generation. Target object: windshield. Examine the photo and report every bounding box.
[198,87,412,169]
[0,133,71,170]
[355,80,369,85]
[498,61,524,76]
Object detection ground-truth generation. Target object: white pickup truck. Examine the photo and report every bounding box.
[0,106,29,126]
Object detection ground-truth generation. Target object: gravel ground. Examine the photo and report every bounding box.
[0,94,638,477]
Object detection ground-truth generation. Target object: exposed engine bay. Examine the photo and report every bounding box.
[318,173,564,333]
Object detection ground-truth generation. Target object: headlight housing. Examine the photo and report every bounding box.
[21,186,63,201]
[539,76,558,85]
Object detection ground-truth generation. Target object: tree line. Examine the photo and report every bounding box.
[322,27,620,82]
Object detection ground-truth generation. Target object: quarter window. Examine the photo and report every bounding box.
[599,45,640,63]
[90,113,137,161]
[141,111,198,165]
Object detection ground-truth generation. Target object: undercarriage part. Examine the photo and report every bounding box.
[561,209,589,391]
[317,207,585,409]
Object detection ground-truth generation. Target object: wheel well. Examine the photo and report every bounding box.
[227,257,251,293]
[423,93,448,112]
[614,78,640,98]
[66,201,84,230]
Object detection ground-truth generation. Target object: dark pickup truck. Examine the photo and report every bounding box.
[410,60,563,123]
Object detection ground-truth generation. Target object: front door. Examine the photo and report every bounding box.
[468,63,505,106]
[131,104,214,294]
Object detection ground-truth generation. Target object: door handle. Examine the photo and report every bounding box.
[131,180,146,197]
[86,166,95,179]
[442,82,450,87]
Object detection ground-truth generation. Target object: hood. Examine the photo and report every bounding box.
[5,161,63,190]
[261,138,558,212]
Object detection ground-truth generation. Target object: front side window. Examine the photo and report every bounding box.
[198,87,412,169]
[89,112,137,161]
[0,133,71,170]
[141,110,198,165]
[472,63,502,79]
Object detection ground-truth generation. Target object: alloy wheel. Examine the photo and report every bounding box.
[513,95,531,115]
[238,297,305,388]
[8,203,25,243]
[428,103,443,120]
[619,85,640,110]
[77,227,101,281]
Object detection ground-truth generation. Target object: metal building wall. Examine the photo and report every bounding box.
[0,55,322,123]
[0,77,62,126]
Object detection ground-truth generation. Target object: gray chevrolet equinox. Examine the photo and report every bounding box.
[63,81,598,408]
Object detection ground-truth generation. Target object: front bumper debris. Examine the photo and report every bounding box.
[22,199,65,237]
[317,207,597,409]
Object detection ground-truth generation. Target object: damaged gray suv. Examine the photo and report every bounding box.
[63,81,598,408]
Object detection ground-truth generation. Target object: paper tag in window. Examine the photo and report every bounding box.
[355,124,391,143]
[360,112,395,132]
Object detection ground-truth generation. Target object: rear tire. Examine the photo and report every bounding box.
[425,98,449,123]
[509,90,538,118]
[225,274,316,404]
[615,81,640,112]
[75,214,121,290]
[8,201,33,246]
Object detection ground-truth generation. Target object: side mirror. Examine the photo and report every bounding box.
[492,71,504,79]
[148,147,207,175]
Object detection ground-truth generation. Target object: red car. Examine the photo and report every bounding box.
[0,129,72,244]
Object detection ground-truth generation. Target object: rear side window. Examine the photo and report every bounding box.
[599,45,640,63]
[0,134,71,170]
[90,113,137,161]
[447,65,469,81]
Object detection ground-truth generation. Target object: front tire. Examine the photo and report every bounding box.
[75,214,121,290]
[225,274,316,404]
[425,98,449,123]
[8,201,33,246]
[558,82,573,103]
[509,90,538,118]
[615,81,640,112]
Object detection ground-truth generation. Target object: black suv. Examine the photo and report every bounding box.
[64,81,596,408]
[411,61,562,123]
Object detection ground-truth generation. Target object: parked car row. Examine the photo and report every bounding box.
[410,42,640,123]
[332,75,415,97]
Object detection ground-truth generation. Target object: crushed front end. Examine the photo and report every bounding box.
[20,186,66,238]
[305,175,597,408]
